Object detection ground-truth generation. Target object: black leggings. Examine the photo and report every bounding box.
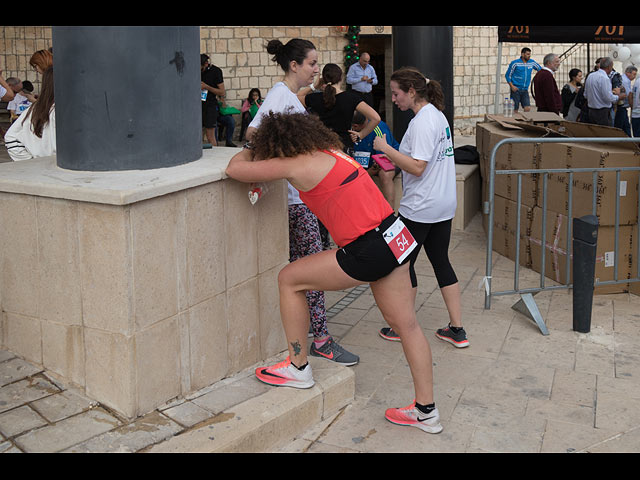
[400,215,458,289]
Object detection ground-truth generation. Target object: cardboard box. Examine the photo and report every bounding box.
[477,119,543,208]
[529,206,634,294]
[484,193,533,267]
[478,115,640,226]
[537,139,640,226]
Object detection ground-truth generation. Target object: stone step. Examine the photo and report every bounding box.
[144,356,355,453]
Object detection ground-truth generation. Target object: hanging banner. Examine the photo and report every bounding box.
[498,26,640,44]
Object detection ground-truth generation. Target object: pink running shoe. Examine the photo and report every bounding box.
[384,401,443,434]
[255,356,315,389]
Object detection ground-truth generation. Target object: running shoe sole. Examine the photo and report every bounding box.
[435,331,469,348]
[255,359,315,389]
[384,407,444,434]
[379,328,401,342]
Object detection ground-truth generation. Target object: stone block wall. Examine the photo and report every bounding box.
[0,25,578,137]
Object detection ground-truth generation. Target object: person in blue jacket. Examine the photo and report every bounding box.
[350,111,400,207]
[505,47,541,113]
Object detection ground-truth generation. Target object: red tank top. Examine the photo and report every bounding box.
[299,149,394,247]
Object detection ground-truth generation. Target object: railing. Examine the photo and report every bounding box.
[484,137,640,335]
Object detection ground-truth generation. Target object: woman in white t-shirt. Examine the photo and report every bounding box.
[244,38,360,368]
[373,67,468,349]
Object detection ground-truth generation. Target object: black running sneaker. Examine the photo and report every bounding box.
[435,324,469,348]
[379,327,401,342]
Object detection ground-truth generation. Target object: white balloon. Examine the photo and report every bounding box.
[613,46,631,62]
[628,44,640,57]
[609,44,621,55]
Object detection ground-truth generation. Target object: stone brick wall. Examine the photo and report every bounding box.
[0,25,579,137]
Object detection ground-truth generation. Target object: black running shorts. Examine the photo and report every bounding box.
[336,214,409,282]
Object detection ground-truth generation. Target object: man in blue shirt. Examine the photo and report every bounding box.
[346,52,378,107]
[505,47,541,113]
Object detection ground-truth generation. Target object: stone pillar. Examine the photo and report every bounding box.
[392,26,454,140]
[52,26,202,171]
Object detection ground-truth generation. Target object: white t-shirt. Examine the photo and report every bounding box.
[7,93,32,116]
[398,103,457,223]
[249,82,308,206]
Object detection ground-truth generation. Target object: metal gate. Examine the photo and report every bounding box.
[484,136,640,335]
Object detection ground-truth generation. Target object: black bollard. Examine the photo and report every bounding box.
[572,215,599,333]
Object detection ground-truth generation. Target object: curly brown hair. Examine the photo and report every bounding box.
[252,111,343,160]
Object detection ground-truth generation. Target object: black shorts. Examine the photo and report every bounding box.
[336,214,409,282]
[202,102,219,128]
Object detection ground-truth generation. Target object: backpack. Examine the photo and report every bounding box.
[454,145,479,165]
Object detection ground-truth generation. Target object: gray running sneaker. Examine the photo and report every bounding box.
[310,337,359,366]
[435,324,469,348]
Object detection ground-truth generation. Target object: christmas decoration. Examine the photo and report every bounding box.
[343,26,361,69]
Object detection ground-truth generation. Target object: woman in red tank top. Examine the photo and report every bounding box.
[226,112,443,434]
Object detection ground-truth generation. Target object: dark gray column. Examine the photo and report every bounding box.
[52,26,202,171]
[392,26,454,141]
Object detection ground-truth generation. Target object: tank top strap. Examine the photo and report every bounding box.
[322,149,363,171]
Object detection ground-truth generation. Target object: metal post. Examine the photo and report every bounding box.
[572,215,599,333]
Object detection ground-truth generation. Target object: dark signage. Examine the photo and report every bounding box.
[498,26,640,44]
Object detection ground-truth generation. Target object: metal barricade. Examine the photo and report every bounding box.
[484,136,640,335]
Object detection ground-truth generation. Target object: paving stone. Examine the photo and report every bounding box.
[0,375,60,414]
[192,374,271,414]
[586,426,640,453]
[0,405,47,438]
[161,401,214,428]
[0,351,16,363]
[541,419,619,453]
[550,368,596,407]
[64,411,182,453]
[0,440,21,453]
[0,357,43,387]
[469,416,546,453]
[13,407,121,453]
[30,389,97,423]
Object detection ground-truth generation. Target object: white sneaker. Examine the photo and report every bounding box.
[255,356,315,389]
[384,401,443,434]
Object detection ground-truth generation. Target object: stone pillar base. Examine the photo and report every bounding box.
[0,148,289,419]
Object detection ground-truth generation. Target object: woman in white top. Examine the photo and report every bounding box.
[373,67,468,349]
[245,38,360,367]
[4,66,56,161]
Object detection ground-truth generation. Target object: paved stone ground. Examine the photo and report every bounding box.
[2,135,640,452]
[2,212,640,452]
[273,215,640,453]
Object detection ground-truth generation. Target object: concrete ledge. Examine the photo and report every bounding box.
[453,163,481,231]
[145,355,355,453]
[0,148,237,206]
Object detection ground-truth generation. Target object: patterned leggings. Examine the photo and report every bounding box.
[288,204,329,339]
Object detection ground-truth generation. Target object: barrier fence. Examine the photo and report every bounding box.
[484,136,640,335]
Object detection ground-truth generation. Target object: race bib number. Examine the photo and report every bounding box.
[382,218,417,264]
[354,151,371,168]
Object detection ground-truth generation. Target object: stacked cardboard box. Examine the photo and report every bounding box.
[477,113,640,295]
